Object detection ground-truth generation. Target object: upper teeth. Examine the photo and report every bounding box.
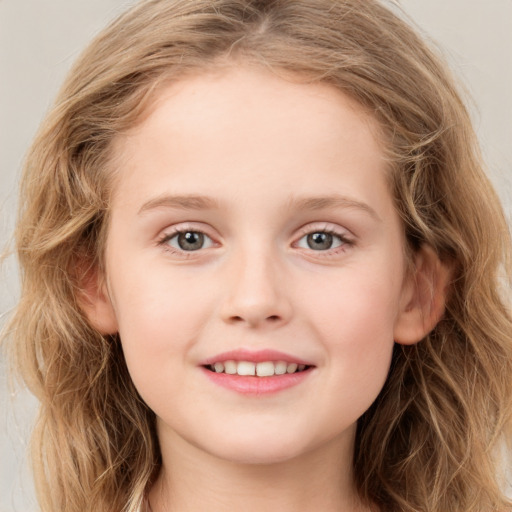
[210,361,307,377]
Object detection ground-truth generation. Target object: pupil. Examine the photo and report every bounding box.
[307,232,333,250]
[178,232,204,251]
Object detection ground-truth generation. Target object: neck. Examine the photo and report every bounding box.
[148,424,372,512]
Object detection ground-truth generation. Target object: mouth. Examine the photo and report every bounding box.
[200,349,315,395]
[204,360,312,377]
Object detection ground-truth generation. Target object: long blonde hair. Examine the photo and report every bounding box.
[5,1,512,511]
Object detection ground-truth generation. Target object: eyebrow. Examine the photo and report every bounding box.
[289,195,381,221]
[138,193,380,221]
[138,194,220,214]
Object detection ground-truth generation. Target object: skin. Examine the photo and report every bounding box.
[85,66,445,511]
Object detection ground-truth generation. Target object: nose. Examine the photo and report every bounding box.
[219,248,292,328]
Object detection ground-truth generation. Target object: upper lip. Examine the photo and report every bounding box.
[200,349,314,366]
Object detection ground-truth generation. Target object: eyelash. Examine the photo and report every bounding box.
[156,225,216,257]
[156,225,353,258]
[293,225,353,257]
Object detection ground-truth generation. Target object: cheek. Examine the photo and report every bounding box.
[305,266,402,343]
[109,268,211,366]
[301,261,402,388]
[109,271,213,411]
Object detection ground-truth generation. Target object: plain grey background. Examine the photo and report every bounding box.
[1,1,511,511]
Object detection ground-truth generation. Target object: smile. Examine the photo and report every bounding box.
[200,350,315,395]
[206,360,310,377]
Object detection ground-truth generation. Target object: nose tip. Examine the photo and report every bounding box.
[220,255,292,328]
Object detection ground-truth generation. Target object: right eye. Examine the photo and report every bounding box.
[161,230,215,252]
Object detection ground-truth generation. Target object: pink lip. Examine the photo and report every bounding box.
[200,349,313,366]
[199,349,315,396]
[201,366,313,395]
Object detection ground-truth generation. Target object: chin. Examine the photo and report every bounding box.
[200,429,318,466]
[213,446,304,466]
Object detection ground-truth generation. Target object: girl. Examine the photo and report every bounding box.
[4,0,512,511]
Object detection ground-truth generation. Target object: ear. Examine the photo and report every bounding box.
[75,261,118,335]
[394,245,452,345]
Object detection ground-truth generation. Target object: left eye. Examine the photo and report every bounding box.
[165,231,214,251]
[296,231,345,251]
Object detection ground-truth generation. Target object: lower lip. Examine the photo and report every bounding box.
[201,367,313,395]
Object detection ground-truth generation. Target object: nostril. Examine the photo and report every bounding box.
[228,315,245,324]
[226,314,282,326]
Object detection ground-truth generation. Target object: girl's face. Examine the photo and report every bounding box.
[97,66,420,465]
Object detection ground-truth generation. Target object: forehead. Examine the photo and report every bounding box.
[109,66,392,214]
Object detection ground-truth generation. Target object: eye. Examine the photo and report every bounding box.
[296,231,346,251]
[163,230,214,252]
